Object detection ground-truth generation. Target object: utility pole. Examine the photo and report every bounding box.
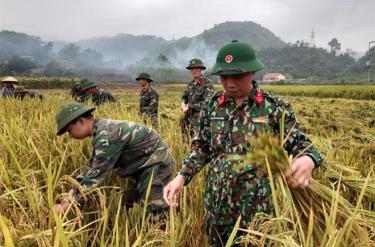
[310,29,315,48]
[368,41,375,82]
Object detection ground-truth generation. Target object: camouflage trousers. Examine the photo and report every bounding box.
[205,175,274,246]
[180,111,200,138]
[123,162,172,215]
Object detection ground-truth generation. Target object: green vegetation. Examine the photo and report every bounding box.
[0,84,374,246]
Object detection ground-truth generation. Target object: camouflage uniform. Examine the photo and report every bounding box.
[1,86,15,97]
[16,91,44,101]
[181,77,214,135]
[179,81,323,246]
[76,118,175,211]
[91,89,116,106]
[70,82,90,103]
[139,87,159,127]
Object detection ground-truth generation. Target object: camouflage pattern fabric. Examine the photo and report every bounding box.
[2,86,15,97]
[139,86,159,127]
[70,82,90,103]
[181,77,214,134]
[179,81,323,245]
[75,119,175,210]
[15,90,44,101]
[91,89,116,106]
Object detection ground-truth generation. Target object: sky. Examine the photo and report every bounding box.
[0,0,374,52]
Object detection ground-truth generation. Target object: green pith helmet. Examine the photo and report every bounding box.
[14,86,27,94]
[55,102,95,135]
[1,76,18,84]
[211,40,264,76]
[82,81,98,91]
[136,72,153,82]
[186,58,206,70]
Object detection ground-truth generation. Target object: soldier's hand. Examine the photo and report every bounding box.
[285,155,314,189]
[53,189,76,214]
[163,175,185,207]
[180,102,188,112]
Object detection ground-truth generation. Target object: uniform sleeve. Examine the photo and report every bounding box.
[276,102,323,167]
[149,91,159,117]
[75,128,125,190]
[188,84,214,111]
[178,100,211,185]
[181,85,189,104]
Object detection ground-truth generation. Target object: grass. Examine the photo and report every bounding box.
[0,84,374,246]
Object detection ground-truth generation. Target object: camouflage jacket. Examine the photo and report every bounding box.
[181,77,214,125]
[76,119,175,190]
[179,81,323,225]
[70,83,90,103]
[17,91,44,100]
[91,89,116,106]
[139,87,159,118]
[2,86,15,97]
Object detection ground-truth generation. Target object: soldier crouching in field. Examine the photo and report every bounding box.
[70,78,90,103]
[54,102,175,216]
[136,72,159,128]
[180,58,214,137]
[13,86,44,101]
[164,41,323,246]
[82,81,116,106]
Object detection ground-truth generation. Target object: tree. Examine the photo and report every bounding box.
[57,44,80,61]
[328,38,341,55]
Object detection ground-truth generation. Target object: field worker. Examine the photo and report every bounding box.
[13,86,44,101]
[70,78,90,103]
[82,81,116,106]
[54,102,175,215]
[1,76,18,97]
[180,58,214,137]
[163,41,323,246]
[136,72,159,128]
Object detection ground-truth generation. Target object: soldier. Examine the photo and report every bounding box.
[163,41,323,246]
[70,78,90,103]
[1,76,18,97]
[53,102,175,215]
[13,86,44,101]
[136,72,159,128]
[82,81,116,106]
[181,58,214,137]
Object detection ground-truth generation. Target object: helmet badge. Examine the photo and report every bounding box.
[225,55,233,63]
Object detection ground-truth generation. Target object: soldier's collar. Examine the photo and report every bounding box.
[249,81,263,105]
[218,81,262,106]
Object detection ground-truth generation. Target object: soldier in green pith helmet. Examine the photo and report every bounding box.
[136,72,159,128]
[53,102,175,216]
[180,58,214,137]
[13,86,44,101]
[70,78,90,103]
[82,81,116,106]
[164,41,323,246]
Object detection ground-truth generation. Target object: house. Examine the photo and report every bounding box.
[263,73,286,82]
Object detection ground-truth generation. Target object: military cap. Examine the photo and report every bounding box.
[211,40,264,76]
[14,86,27,94]
[186,58,206,70]
[82,81,98,91]
[136,72,153,82]
[56,102,95,135]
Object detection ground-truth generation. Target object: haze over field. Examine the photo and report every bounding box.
[1,0,374,52]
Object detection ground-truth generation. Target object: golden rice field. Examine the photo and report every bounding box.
[0,84,374,246]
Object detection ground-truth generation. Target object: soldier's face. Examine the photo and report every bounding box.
[6,82,14,87]
[67,119,90,139]
[138,79,149,88]
[220,72,255,98]
[190,68,203,78]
